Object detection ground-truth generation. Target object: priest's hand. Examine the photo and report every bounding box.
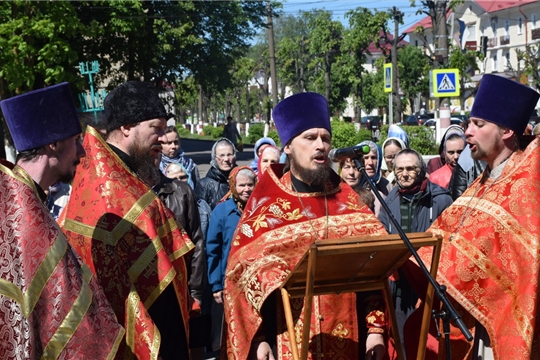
[248,340,275,360]
[365,333,385,360]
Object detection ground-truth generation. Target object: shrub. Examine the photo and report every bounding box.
[211,126,223,138]
[176,125,190,136]
[267,130,281,147]
[330,120,373,149]
[377,124,437,155]
[247,123,265,144]
[203,125,214,137]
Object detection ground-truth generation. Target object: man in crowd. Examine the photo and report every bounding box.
[60,81,195,359]
[406,74,540,359]
[0,83,123,358]
[429,126,466,189]
[223,92,392,360]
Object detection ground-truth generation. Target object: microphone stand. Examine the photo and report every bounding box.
[352,158,472,360]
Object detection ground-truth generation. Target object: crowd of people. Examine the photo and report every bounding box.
[1,74,539,360]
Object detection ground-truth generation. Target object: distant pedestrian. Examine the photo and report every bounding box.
[223,116,242,149]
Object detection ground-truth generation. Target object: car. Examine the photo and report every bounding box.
[451,114,469,123]
[360,115,382,130]
[423,117,464,130]
[404,113,433,126]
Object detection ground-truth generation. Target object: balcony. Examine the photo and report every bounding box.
[488,37,498,47]
[533,28,540,40]
[500,35,510,45]
[464,41,477,51]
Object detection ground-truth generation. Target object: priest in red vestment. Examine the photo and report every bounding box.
[405,74,540,360]
[0,83,124,359]
[224,92,393,360]
[59,82,194,360]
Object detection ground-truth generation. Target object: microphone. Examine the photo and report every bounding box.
[329,144,371,162]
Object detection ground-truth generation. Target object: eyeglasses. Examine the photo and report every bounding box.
[395,166,419,175]
[216,153,235,160]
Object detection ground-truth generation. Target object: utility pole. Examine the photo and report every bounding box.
[431,0,449,111]
[267,2,279,109]
[391,7,403,122]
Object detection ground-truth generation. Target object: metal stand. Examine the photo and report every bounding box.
[352,158,473,360]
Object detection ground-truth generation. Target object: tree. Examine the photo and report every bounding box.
[398,45,430,114]
[342,7,390,121]
[306,10,344,101]
[516,45,540,91]
[447,45,480,106]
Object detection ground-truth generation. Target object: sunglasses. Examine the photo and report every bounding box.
[177,175,188,180]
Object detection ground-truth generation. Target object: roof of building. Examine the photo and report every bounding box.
[475,0,537,13]
[367,31,409,54]
[403,10,452,34]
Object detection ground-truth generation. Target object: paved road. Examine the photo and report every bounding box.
[181,138,256,177]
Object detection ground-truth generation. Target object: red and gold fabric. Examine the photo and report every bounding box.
[411,137,540,359]
[0,159,124,359]
[224,165,389,359]
[59,126,194,360]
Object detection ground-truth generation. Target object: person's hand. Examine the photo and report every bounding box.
[248,341,275,360]
[365,333,385,360]
[213,290,224,304]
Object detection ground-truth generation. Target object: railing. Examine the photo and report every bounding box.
[532,28,540,40]
[500,35,510,45]
[488,37,498,47]
[464,40,477,51]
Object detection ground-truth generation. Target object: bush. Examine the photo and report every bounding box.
[267,130,281,147]
[330,120,373,149]
[247,123,265,144]
[176,125,190,136]
[377,124,437,155]
[210,126,223,138]
[203,125,214,137]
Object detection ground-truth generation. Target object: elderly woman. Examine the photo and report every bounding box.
[257,145,281,175]
[195,137,237,209]
[206,166,257,352]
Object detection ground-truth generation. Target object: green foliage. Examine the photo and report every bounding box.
[210,126,223,139]
[378,125,437,155]
[203,125,214,137]
[247,123,265,144]
[176,125,190,137]
[267,130,282,147]
[330,120,371,148]
[398,46,430,114]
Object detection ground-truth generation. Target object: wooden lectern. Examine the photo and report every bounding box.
[280,232,442,360]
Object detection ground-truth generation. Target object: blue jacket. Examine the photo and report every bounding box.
[206,198,242,293]
[378,180,452,234]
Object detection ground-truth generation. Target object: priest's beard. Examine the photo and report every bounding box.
[130,143,161,187]
[289,151,331,186]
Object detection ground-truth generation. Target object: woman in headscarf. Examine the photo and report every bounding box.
[194,137,238,209]
[248,136,277,174]
[339,141,390,217]
[381,125,410,188]
[257,145,281,176]
[206,166,257,352]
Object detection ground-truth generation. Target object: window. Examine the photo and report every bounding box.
[504,20,509,36]
[505,52,510,69]
[491,20,497,36]
[533,14,537,30]
[493,55,498,72]
[415,40,418,47]
[518,17,523,34]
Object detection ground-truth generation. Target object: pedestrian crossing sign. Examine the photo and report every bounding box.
[384,63,392,93]
[432,69,460,97]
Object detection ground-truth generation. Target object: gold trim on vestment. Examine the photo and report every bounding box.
[62,190,158,246]
[144,267,177,310]
[125,287,161,360]
[41,265,94,359]
[0,233,68,317]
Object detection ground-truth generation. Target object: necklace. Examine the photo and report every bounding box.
[449,156,510,242]
[291,181,329,240]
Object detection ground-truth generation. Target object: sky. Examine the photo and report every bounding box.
[279,0,427,37]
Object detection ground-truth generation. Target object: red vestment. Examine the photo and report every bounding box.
[224,165,390,359]
[410,137,540,359]
[59,126,194,359]
[0,159,124,359]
